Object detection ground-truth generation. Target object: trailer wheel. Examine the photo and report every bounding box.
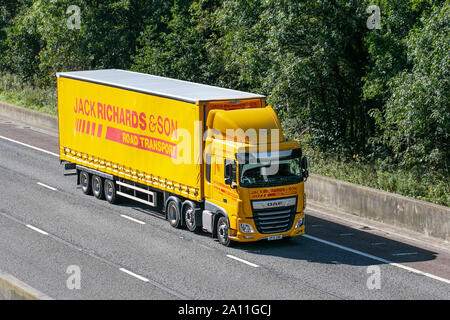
[217,216,231,247]
[80,171,92,195]
[104,179,118,204]
[167,200,181,228]
[183,202,199,232]
[92,175,104,200]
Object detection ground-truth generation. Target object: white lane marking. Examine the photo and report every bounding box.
[0,135,59,157]
[119,268,149,282]
[303,234,450,285]
[371,242,385,246]
[120,214,146,225]
[339,233,354,236]
[392,252,418,256]
[226,254,259,268]
[37,182,57,191]
[26,224,49,236]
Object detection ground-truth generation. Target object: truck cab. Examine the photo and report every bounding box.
[202,105,308,246]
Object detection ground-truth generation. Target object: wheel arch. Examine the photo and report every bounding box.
[181,200,197,214]
[205,201,229,238]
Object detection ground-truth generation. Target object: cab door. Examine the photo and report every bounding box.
[212,154,226,204]
[204,152,213,201]
[211,155,239,228]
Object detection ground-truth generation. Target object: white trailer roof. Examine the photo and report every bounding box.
[56,69,265,104]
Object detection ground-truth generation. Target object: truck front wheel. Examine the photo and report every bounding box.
[217,216,231,247]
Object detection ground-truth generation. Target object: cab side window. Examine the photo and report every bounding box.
[206,153,211,183]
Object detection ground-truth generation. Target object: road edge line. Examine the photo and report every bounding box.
[303,234,450,285]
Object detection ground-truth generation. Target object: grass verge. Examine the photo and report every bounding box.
[0,73,57,115]
[307,151,449,207]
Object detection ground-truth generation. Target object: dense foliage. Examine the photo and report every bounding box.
[0,0,448,204]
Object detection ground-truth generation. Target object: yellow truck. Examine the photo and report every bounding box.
[56,69,308,246]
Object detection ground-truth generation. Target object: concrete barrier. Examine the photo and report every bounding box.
[0,269,52,300]
[305,174,450,242]
[0,100,58,131]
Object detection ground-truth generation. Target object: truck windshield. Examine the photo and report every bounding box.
[239,157,302,188]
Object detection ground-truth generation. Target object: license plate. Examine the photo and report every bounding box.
[267,235,283,241]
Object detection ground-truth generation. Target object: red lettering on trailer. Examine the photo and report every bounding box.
[74,97,177,140]
[105,127,177,159]
[97,124,103,138]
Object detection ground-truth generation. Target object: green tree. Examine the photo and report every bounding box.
[83,0,174,71]
[0,0,32,71]
[1,0,44,81]
[206,0,269,90]
[362,0,446,144]
[371,2,449,172]
[260,0,368,154]
[2,0,174,85]
[132,0,218,83]
[197,0,370,154]
[37,0,91,86]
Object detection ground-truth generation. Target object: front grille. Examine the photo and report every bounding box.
[252,199,296,234]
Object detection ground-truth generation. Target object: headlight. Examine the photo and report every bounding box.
[295,217,304,229]
[239,222,255,233]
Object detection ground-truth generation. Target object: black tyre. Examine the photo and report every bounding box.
[183,202,199,232]
[92,175,104,199]
[80,171,92,195]
[167,200,181,228]
[104,179,118,204]
[217,216,231,247]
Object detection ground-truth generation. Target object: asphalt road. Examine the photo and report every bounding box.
[0,116,449,300]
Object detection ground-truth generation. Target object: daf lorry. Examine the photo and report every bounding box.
[56,69,308,246]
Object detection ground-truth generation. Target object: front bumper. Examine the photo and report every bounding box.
[229,214,305,242]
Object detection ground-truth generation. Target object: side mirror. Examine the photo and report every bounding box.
[224,161,237,188]
[301,156,309,181]
[301,156,308,170]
